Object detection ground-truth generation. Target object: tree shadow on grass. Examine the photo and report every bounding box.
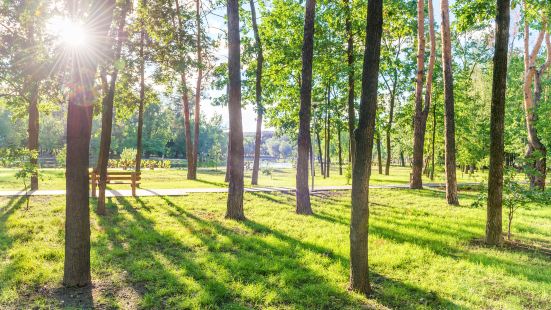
[91,196,236,308]
[0,197,90,309]
[0,196,26,283]
[193,178,227,188]
[155,195,460,309]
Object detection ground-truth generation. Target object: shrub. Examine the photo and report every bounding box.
[345,164,352,185]
[119,148,137,170]
[54,145,66,167]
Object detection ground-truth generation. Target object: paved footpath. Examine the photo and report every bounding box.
[0,183,480,197]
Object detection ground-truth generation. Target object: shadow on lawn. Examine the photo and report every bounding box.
[193,178,227,188]
[0,197,93,309]
[154,194,458,309]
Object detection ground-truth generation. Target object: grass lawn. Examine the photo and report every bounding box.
[0,189,549,309]
[0,165,489,190]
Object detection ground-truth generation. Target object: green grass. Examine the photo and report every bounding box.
[0,165,489,190]
[0,189,549,309]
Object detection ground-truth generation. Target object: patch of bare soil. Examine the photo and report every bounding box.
[6,277,145,309]
[470,237,551,258]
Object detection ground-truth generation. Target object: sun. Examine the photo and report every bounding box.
[47,16,90,49]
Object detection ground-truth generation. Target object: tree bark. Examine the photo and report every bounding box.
[376,132,382,174]
[325,86,331,178]
[225,135,230,182]
[430,103,436,180]
[316,128,324,176]
[385,81,396,176]
[410,0,426,189]
[522,6,549,190]
[97,1,129,215]
[135,0,147,173]
[28,83,39,191]
[338,125,343,175]
[349,0,382,296]
[440,0,459,205]
[24,21,40,191]
[226,0,245,220]
[175,0,196,180]
[250,0,264,186]
[345,0,356,167]
[64,0,115,287]
[181,74,195,179]
[486,0,510,246]
[411,0,436,189]
[295,0,316,215]
[193,0,203,178]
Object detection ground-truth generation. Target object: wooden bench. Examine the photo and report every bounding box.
[89,170,141,197]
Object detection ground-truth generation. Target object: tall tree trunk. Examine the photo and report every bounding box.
[486,0,510,246]
[400,150,405,166]
[181,74,195,179]
[411,0,436,188]
[385,82,396,176]
[325,87,331,178]
[225,135,230,182]
[522,5,549,190]
[64,0,115,287]
[410,0,426,189]
[376,132,383,174]
[295,0,316,215]
[441,0,459,205]
[226,0,245,220]
[175,0,196,180]
[349,0,382,295]
[338,126,343,175]
[192,0,203,179]
[135,0,147,173]
[430,103,436,180]
[316,129,324,176]
[24,21,40,191]
[345,0,355,167]
[28,84,39,191]
[97,1,129,215]
[250,0,264,185]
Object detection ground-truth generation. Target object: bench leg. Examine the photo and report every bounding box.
[132,183,136,197]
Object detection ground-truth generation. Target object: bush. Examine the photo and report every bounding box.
[262,164,273,179]
[345,164,352,185]
[54,146,66,168]
[119,148,137,170]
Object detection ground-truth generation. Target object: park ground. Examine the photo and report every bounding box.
[0,166,489,191]
[0,186,550,309]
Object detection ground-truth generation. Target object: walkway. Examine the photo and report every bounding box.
[0,183,480,197]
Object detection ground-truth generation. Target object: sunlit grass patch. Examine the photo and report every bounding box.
[0,189,549,308]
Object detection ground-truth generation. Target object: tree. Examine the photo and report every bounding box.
[522,2,549,190]
[136,0,147,173]
[226,0,245,220]
[174,0,196,180]
[380,0,414,176]
[64,0,115,287]
[345,0,355,167]
[349,0,383,295]
[0,1,52,191]
[250,0,264,186]
[97,0,130,215]
[410,0,426,189]
[486,0,511,245]
[295,0,316,215]
[440,0,459,205]
[193,0,203,179]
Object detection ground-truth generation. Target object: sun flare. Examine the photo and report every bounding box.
[47,17,90,49]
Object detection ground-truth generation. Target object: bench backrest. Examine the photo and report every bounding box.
[89,170,141,181]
